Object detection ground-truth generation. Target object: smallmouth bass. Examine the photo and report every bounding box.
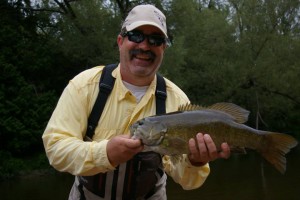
[130,103,298,174]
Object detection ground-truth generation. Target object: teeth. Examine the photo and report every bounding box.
[136,54,150,60]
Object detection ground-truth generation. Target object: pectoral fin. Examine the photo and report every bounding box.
[170,155,182,164]
[167,137,188,154]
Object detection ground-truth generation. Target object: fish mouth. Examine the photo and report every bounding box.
[130,119,167,146]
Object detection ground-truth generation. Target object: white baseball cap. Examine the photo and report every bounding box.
[122,4,168,38]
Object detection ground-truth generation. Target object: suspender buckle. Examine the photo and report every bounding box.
[155,90,167,100]
[100,83,113,94]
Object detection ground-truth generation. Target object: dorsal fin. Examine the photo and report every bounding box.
[178,103,203,111]
[207,102,250,123]
[178,102,250,124]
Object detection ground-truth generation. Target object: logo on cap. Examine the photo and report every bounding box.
[154,10,165,27]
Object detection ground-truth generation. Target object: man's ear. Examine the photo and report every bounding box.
[117,35,124,50]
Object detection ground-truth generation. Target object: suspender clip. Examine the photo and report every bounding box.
[100,83,113,94]
[156,90,167,100]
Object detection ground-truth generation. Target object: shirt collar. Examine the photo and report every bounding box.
[113,64,157,102]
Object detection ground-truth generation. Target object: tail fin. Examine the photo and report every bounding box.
[260,132,298,174]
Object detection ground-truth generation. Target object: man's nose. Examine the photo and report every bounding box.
[137,37,151,50]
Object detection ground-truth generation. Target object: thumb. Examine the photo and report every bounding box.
[125,138,142,149]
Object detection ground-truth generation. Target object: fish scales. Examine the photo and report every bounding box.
[150,110,263,151]
[130,103,298,174]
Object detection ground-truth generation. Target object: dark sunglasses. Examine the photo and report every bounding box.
[121,30,169,47]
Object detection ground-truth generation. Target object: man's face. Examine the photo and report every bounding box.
[117,25,167,86]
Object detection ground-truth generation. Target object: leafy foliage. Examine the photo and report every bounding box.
[0,0,60,177]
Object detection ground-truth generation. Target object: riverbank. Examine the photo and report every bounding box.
[0,152,51,181]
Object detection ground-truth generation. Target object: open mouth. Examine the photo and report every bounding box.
[135,54,152,61]
[130,49,155,61]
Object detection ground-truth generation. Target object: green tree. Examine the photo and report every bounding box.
[165,0,237,104]
[227,0,300,132]
[0,0,61,178]
[163,0,300,135]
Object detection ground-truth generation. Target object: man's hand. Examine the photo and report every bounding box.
[188,133,230,166]
[107,135,143,167]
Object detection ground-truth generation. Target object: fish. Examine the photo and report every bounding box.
[130,102,298,174]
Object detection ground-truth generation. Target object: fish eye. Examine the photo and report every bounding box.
[138,121,144,125]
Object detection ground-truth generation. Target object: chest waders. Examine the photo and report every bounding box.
[78,64,167,200]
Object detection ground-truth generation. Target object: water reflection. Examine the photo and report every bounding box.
[1,147,299,200]
[0,172,72,200]
[167,146,300,200]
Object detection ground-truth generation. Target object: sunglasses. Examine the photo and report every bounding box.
[121,30,169,47]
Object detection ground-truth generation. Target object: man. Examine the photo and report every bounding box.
[42,4,230,200]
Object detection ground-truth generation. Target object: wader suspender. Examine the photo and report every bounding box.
[79,64,167,200]
[85,63,118,141]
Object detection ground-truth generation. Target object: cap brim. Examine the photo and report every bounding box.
[125,21,168,38]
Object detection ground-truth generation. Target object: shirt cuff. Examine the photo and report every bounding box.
[184,154,209,169]
[92,140,115,171]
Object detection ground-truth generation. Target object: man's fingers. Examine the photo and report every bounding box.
[188,138,199,161]
[188,132,232,166]
[107,135,144,166]
[203,134,218,159]
[218,142,230,159]
[196,133,208,161]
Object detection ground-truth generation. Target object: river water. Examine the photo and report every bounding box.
[1,147,299,200]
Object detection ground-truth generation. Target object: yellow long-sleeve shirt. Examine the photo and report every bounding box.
[42,64,210,190]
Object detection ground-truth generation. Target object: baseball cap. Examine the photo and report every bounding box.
[121,4,168,38]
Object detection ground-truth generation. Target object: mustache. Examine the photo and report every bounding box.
[130,49,156,60]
